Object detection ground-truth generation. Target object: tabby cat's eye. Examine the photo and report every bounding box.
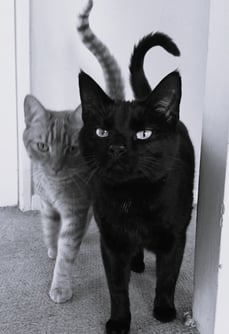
[67,146,78,154]
[37,142,49,152]
[96,128,109,138]
[136,130,152,140]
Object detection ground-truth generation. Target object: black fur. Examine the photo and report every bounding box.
[129,32,180,100]
[78,33,194,334]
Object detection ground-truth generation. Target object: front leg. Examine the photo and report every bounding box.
[101,238,131,334]
[40,200,60,259]
[154,235,186,322]
[49,208,90,303]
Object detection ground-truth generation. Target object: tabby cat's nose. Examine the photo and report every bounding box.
[51,165,62,174]
[108,145,126,158]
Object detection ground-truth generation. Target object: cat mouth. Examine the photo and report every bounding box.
[104,162,133,180]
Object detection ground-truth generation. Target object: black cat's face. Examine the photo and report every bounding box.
[79,71,181,184]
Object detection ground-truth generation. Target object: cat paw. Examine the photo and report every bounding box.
[49,286,73,303]
[48,248,57,259]
[153,306,176,323]
[106,319,130,334]
[130,260,145,273]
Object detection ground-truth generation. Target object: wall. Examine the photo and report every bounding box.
[0,0,18,206]
[30,0,210,198]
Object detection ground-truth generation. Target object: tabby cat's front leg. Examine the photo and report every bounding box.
[101,238,131,334]
[49,209,89,303]
[41,200,60,260]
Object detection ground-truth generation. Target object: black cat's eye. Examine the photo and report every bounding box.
[37,142,49,152]
[67,146,78,154]
[136,130,152,140]
[96,128,109,138]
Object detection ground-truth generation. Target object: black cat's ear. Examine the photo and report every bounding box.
[147,71,181,124]
[78,71,113,122]
[24,95,46,125]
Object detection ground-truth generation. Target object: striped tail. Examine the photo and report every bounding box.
[129,32,180,100]
[77,0,125,100]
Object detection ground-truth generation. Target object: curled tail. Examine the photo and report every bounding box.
[77,0,125,100]
[129,32,180,100]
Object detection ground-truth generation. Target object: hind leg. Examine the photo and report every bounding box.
[130,249,145,273]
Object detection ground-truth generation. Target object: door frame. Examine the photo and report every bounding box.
[15,0,32,211]
[193,0,229,333]
[0,0,18,206]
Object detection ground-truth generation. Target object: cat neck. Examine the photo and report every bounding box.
[94,174,168,192]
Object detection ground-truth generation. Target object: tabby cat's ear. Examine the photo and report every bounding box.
[147,71,181,124]
[78,71,113,122]
[24,95,46,125]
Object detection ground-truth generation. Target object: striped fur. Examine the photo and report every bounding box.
[23,0,124,304]
[23,95,92,303]
[77,0,125,100]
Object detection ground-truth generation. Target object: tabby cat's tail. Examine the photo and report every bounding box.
[129,32,180,100]
[77,0,125,100]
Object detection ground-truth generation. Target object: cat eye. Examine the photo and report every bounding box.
[37,142,49,152]
[136,130,152,140]
[96,128,109,138]
[67,146,78,154]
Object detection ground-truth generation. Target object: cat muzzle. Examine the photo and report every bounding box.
[108,144,127,159]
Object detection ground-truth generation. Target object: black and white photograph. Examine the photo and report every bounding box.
[0,0,228,333]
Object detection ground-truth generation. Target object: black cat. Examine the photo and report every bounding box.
[78,32,195,334]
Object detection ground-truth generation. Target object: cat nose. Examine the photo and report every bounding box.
[108,145,126,158]
[51,166,61,174]
[51,163,62,174]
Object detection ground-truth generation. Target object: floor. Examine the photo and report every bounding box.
[0,207,199,334]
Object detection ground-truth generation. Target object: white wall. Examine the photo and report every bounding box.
[30,0,210,197]
[0,0,18,206]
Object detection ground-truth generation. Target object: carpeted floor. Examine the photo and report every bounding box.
[0,207,199,334]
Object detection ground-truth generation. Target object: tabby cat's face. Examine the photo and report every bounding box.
[23,96,82,175]
[79,71,181,184]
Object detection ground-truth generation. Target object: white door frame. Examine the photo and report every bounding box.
[16,0,229,333]
[193,0,229,333]
[15,0,32,211]
[0,0,18,206]
[214,141,229,334]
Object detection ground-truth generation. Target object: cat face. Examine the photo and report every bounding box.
[78,71,182,184]
[23,95,83,175]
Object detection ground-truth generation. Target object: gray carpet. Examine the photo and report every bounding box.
[0,207,198,334]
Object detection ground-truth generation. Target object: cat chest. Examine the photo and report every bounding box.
[94,185,163,224]
[32,170,89,206]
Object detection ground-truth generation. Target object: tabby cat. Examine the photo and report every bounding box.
[78,32,194,334]
[23,0,124,304]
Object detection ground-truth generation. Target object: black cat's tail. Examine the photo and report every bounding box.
[129,32,180,99]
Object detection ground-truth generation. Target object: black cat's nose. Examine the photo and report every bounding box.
[108,145,126,158]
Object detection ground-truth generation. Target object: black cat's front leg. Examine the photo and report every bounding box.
[154,236,186,323]
[101,238,131,334]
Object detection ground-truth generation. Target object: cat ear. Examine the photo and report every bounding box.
[24,95,46,125]
[147,71,181,124]
[78,71,113,122]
